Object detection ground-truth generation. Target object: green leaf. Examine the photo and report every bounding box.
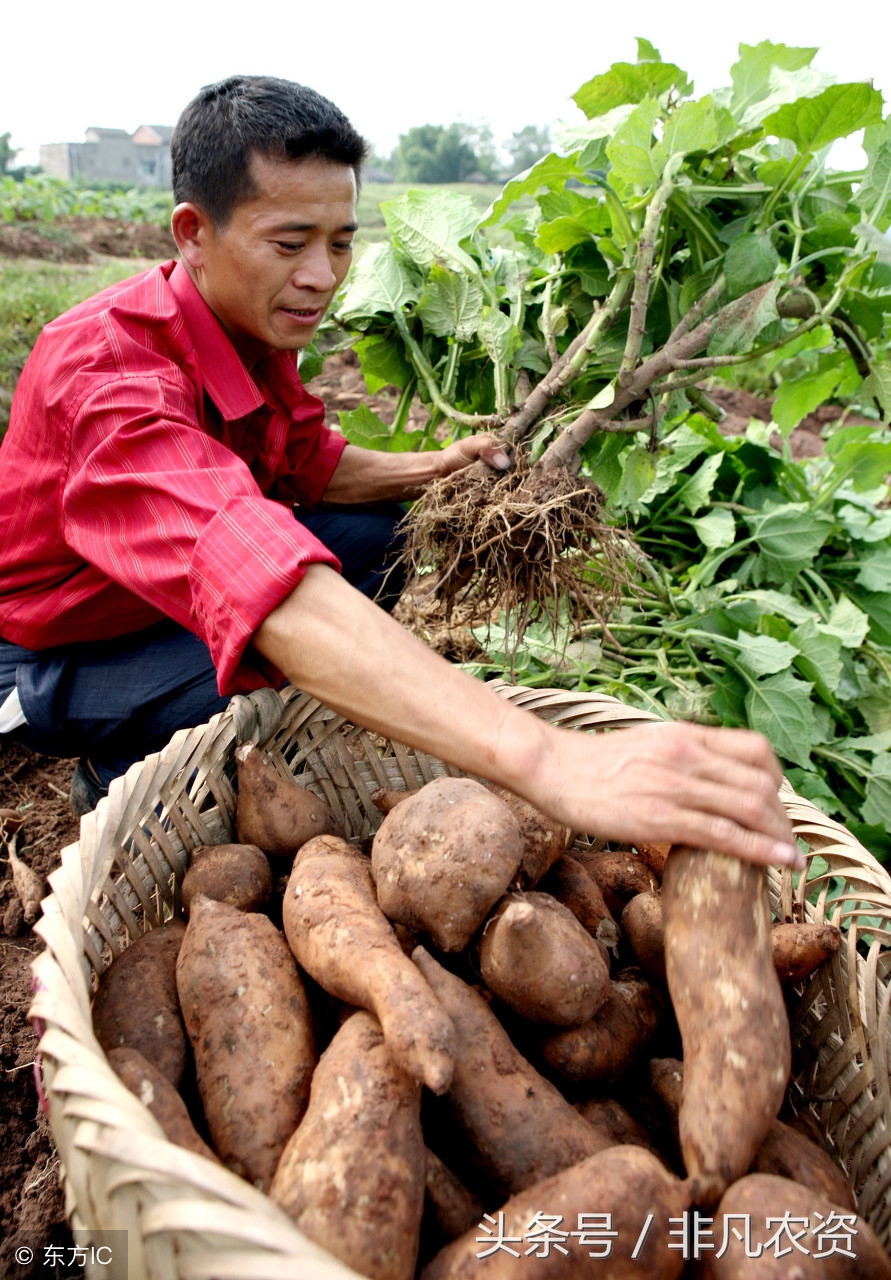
[824,431,891,492]
[606,99,661,187]
[636,37,662,62]
[478,307,517,367]
[415,264,484,341]
[856,118,891,228]
[710,670,748,726]
[573,62,691,119]
[638,424,710,503]
[836,503,891,544]
[619,445,657,507]
[745,669,817,768]
[535,216,595,254]
[862,755,891,827]
[707,280,780,356]
[851,588,891,647]
[771,363,846,433]
[675,451,725,515]
[763,83,885,153]
[728,41,818,124]
[297,342,325,384]
[724,233,780,299]
[382,190,479,274]
[688,508,737,550]
[855,545,891,593]
[354,334,413,393]
[555,104,638,155]
[860,355,891,422]
[654,97,720,168]
[790,619,844,701]
[821,596,870,649]
[482,153,587,226]
[764,323,833,375]
[840,729,891,755]
[337,403,392,450]
[745,504,833,580]
[733,633,799,677]
[727,589,814,625]
[855,222,891,267]
[859,682,891,734]
[336,242,419,321]
[785,768,845,816]
[583,432,627,501]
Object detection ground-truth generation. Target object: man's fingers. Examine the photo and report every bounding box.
[538,719,801,870]
[623,790,802,870]
[678,722,788,789]
[444,435,513,473]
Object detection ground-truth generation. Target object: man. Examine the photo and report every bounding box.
[0,76,801,869]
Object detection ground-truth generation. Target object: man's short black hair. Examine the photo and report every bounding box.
[171,75,369,226]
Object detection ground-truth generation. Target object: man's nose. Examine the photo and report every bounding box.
[292,244,337,292]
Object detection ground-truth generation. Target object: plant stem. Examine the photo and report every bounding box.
[618,176,675,395]
[500,271,634,446]
[541,269,560,365]
[393,311,500,428]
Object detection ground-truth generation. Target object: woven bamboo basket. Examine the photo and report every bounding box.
[30,680,891,1279]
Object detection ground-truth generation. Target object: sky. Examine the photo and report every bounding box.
[3,0,890,170]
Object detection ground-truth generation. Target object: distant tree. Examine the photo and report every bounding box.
[0,133,21,176]
[456,124,499,180]
[505,124,552,176]
[365,148,397,178]
[394,124,478,184]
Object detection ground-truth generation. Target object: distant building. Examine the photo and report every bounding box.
[39,125,173,187]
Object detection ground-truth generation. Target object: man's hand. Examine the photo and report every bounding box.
[436,434,513,476]
[528,719,803,871]
[321,437,511,505]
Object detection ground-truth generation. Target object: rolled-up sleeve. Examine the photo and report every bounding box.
[189,496,338,692]
[63,374,341,694]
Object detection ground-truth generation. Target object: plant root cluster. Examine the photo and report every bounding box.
[400,456,634,651]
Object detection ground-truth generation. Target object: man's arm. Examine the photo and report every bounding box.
[319,437,511,504]
[253,565,802,869]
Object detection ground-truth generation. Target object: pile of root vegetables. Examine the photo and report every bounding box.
[89,741,891,1279]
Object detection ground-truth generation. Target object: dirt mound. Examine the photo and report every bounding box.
[709,386,875,459]
[305,345,430,434]
[0,217,176,263]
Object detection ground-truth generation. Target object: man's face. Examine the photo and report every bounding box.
[189,154,358,366]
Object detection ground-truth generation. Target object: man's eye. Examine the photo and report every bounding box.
[333,241,354,253]
[277,242,304,252]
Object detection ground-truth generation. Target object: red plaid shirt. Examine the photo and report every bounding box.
[0,259,347,694]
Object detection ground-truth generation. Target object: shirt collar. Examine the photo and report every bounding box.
[168,261,266,422]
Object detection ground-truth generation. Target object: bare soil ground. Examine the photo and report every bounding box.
[0,217,176,263]
[0,746,82,1279]
[0,221,874,1274]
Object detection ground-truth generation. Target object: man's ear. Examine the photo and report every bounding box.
[171,202,210,270]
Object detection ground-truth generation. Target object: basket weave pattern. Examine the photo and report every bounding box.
[30,682,891,1278]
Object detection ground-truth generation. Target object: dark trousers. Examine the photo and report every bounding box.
[0,502,406,789]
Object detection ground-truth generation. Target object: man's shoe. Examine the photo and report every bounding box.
[70,758,107,818]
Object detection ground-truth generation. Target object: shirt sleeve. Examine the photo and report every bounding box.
[62,373,342,695]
